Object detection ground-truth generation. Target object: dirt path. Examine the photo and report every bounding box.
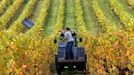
[6,1,27,29]
[31,0,44,22]
[81,0,101,35]
[43,0,59,35]
[98,0,123,30]
[64,0,76,30]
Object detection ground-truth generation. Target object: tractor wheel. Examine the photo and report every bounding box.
[84,55,88,71]
[56,64,63,75]
[55,54,58,70]
[85,55,87,63]
[83,62,86,70]
[55,54,62,75]
[57,69,61,75]
[76,62,86,71]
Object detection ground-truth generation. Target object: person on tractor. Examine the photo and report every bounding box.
[61,27,74,60]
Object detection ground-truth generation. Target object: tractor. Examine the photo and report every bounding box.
[54,31,87,75]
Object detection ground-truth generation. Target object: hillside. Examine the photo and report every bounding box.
[0,0,134,75]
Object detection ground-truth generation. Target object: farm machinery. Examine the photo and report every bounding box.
[54,31,87,75]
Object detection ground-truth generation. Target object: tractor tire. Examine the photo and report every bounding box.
[55,54,62,75]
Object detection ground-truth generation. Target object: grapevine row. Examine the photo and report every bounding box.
[64,0,76,29]
[47,0,64,42]
[7,0,37,34]
[109,0,134,31]
[16,0,51,74]
[0,0,10,15]
[44,0,60,35]
[0,0,23,31]
[74,0,89,37]
[83,32,134,74]
[92,0,117,33]
[45,0,64,73]
[74,0,92,74]
[1,0,51,74]
[81,0,100,35]
[25,0,50,37]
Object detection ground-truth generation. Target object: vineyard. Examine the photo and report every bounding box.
[0,0,134,75]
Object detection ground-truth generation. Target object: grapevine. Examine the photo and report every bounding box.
[7,0,37,34]
[0,0,23,31]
